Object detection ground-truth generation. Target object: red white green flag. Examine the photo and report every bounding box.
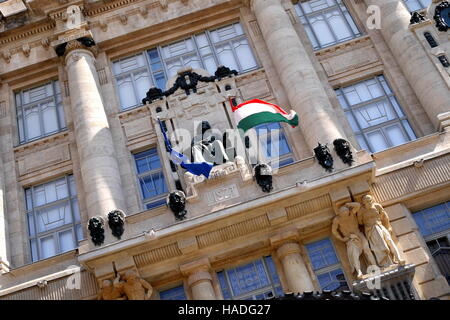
[232,99,299,132]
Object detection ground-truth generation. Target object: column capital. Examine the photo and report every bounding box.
[51,30,98,60]
[180,258,211,276]
[276,242,302,260]
[269,229,299,249]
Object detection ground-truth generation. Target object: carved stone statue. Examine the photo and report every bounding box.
[357,195,405,268]
[97,279,126,300]
[191,121,230,166]
[87,216,105,246]
[332,202,376,279]
[254,163,273,193]
[113,270,153,300]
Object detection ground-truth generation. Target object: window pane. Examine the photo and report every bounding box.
[42,102,59,134]
[413,203,450,237]
[40,235,56,259]
[215,43,239,72]
[59,229,75,253]
[385,124,408,146]
[160,285,187,300]
[366,130,388,152]
[306,238,339,270]
[36,201,72,233]
[30,239,38,262]
[117,75,137,109]
[233,39,257,71]
[24,105,41,140]
[296,0,361,50]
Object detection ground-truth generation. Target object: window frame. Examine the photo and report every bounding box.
[26,174,82,262]
[295,0,363,50]
[132,147,169,211]
[402,0,431,12]
[305,237,350,291]
[15,80,66,145]
[159,284,187,300]
[112,22,259,111]
[336,75,416,153]
[217,256,283,300]
[254,123,295,168]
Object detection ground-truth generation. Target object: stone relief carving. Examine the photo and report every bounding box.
[88,216,105,246]
[332,195,406,279]
[113,270,153,300]
[108,209,125,239]
[333,139,354,166]
[167,190,187,220]
[314,143,334,172]
[254,163,273,193]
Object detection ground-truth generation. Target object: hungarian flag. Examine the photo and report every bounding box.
[232,99,299,132]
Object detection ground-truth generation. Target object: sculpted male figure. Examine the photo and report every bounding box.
[97,279,126,300]
[332,202,376,278]
[113,270,153,300]
[358,195,405,267]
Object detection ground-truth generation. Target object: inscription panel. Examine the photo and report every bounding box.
[206,184,240,206]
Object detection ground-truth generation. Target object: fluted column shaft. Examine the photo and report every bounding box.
[250,0,346,149]
[187,270,217,300]
[277,242,314,293]
[65,48,125,219]
[365,0,450,130]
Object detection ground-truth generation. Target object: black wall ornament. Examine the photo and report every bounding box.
[333,139,354,166]
[254,163,273,193]
[314,143,334,172]
[167,190,187,221]
[434,1,450,31]
[88,216,105,246]
[55,37,97,57]
[107,209,125,240]
[410,11,426,25]
[142,66,238,104]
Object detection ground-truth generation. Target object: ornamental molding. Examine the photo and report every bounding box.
[0,22,55,46]
[315,35,372,59]
[13,131,71,157]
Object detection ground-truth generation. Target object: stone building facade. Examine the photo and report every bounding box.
[0,0,449,300]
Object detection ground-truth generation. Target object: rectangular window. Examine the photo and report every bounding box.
[159,285,187,300]
[403,0,431,12]
[133,148,168,210]
[26,175,83,262]
[413,202,450,284]
[295,0,362,50]
[113,22,258,110]
[305,238,349,291]
[254,123,294,168]
[15,81,66,144]
[217,256,284,300]
[335,75,416,153]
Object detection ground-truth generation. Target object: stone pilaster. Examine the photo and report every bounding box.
[64,41,126,223]
[180,258,217,300]
[364,0,450,130]
[248,0,347,150]
[271,231,315,293]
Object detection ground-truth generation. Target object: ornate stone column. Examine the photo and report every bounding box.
[364,0,450,130]
[247,0,347,150]
[181,259,217,300]
[277,242,315,293]
[63,40,126,222]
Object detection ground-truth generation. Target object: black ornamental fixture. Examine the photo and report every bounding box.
[267,290,390,301]
[438,55,450,67]
[254,163,273,193]
[54,36,96,57]
[167,190,187,221]
[107,209,125,240]
[434,1,450,32]
[87,216,105,246]
[314,143,334,172]
[424,32,439,48]
[410,11,426,25]
[333,138,354,166]
[142,66,238,104]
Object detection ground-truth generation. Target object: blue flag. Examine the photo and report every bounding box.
[157,119,213,178]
